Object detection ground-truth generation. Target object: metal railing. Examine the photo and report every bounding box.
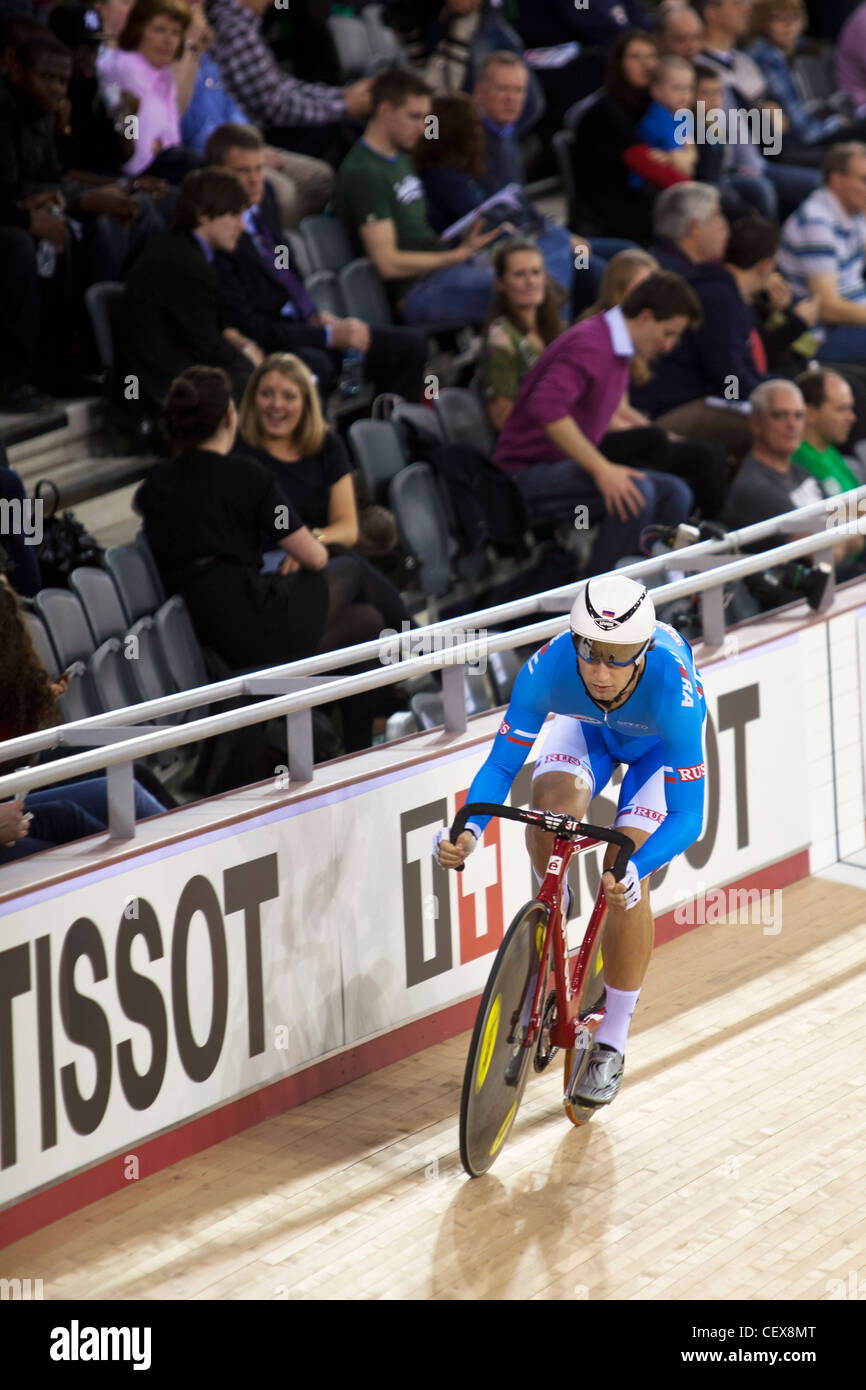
[1,488,863,838]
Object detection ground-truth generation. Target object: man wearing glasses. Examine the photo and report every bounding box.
[436,573,707,1108]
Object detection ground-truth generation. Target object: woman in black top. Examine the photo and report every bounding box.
[570,29,659,243]
[238,352,410,631]
[136,366,386,750]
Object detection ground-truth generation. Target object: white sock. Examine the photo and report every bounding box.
[532,866,572,917]
[594,984,641,1056]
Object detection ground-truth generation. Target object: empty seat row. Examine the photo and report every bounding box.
[24,537,211,756]
[348,388,500,602]
[32,537,165,670]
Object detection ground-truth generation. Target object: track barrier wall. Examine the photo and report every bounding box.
[1,600,864,1243]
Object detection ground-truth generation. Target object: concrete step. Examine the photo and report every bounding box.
[4,397,157,515]
[26,452,155,511]
[74,482,141,551]
[4,398,104,478]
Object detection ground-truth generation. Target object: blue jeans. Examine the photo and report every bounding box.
[720,172,777,220]
[512,460,693,575]
[402,257,495,324]
[817,323,866,362]
[0,777,164,864]
[26,776,164,821]
[536,222,575,291]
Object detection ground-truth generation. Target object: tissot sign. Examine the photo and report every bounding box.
[0,634,813,1216]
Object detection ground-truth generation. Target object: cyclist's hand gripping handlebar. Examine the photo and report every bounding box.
[447,803,634,881]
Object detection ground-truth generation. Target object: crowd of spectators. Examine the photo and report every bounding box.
[6,0,866,856]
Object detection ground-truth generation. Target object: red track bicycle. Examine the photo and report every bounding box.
[450,802,634,1178]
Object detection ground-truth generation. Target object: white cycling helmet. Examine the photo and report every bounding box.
[570,576,656,660]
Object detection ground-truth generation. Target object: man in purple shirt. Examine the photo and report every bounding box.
[837,4,866,115]
[494,270,703,574]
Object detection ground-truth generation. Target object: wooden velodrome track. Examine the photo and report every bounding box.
[4,869,866,1301]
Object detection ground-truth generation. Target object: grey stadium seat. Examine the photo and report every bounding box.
[435,386,496,457]
[87,636,181,768]
[389,463,452,597]
[88,637,141,713]
[125,616,179,704]
[104,543,163,623]
[23,611,61,680]
[134,530,166,605]
[362,4,406,66]
[154,595,210,692]
[305,270,345,317]
[327,15,375,79]
[338,258,393,325]
[69,566,128,646]
[58,666,100,723]
[284,228,312,281]
[348,419,406,504]
[563,90,602,132]
[33,588,95,669]
[298,214,355,273]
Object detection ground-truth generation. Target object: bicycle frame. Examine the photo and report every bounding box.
[450,803,634,1054]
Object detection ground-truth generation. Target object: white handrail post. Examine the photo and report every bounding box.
[287,710,314,783]
[442,663,467,733]
[106,760,136,839]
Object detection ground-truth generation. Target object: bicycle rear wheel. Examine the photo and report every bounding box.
[459,900,548,1178]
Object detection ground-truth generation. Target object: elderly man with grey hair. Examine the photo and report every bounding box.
[723,380,821,533]
[650,182,729,276]
[722,378,863,601]
[631,183,757,454]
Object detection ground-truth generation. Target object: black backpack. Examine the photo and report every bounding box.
[394,413,526,557]
[33,480,104,588]
[427,440,527,555]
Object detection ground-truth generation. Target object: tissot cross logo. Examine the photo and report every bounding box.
[401,793,503,987]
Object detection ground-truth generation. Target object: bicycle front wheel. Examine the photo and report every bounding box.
[459,899,549,1178]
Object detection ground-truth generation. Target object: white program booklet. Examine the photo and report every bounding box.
[440,183,525,241]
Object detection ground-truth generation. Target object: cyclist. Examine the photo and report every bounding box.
[435,573,707,1107]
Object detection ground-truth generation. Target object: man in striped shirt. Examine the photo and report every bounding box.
[777,142,866,362]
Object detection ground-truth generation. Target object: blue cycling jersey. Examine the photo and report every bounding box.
[465,622,707,879]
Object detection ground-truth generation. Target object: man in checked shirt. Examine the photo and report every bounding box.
[209,0,372,159]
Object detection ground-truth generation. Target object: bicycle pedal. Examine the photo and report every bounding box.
[564,1098,596,1126]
